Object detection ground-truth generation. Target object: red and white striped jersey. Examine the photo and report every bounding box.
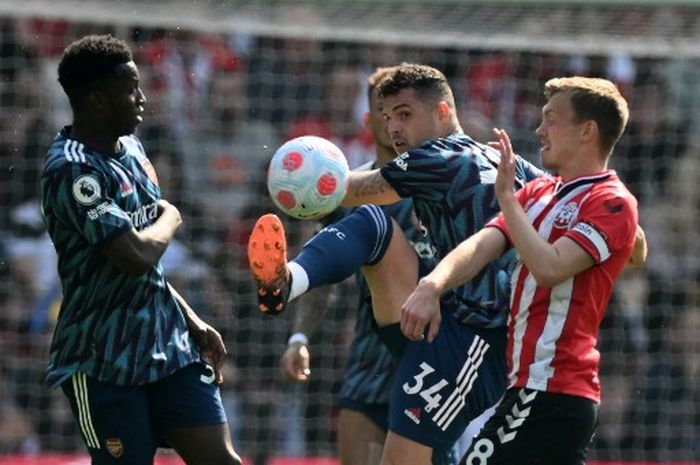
[487,170,638,402]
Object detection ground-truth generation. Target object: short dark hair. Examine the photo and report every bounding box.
[58,35,133,99]
[367,66,395,96]
[544,77,629,156]
[376,63,454,108]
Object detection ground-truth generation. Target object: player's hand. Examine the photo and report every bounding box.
[489,128,517,203]
[401,277,442,343]
[190,320,227,385]
[280,342,311,382]
[628,224,648,267]
[157,199,182,227]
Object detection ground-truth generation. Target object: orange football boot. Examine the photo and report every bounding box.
[247,213,291,315]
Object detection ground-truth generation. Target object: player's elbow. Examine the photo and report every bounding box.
[530,268,565,289]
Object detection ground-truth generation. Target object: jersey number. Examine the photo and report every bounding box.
[403,362,449,413]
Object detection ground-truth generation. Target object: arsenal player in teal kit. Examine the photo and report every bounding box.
[41,34,240,465]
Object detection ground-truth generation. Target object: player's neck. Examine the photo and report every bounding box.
[444,121,463,138]
[375,146,397,167]
[71,120,121,154]
[558,156,609,183]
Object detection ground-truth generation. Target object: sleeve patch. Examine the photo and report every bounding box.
[604,198,625,214]
[72,175,102,206]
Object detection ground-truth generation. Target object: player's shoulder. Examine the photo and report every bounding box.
[528,173,555,189]
[586,171,639,216]
[592,171,636,200]
[520,173,555,197]
[440,132,485,156]
[44,129,100,175]
[119,134,148,160]
[410,132,478,157]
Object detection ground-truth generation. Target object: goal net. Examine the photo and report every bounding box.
[0,0,698,463]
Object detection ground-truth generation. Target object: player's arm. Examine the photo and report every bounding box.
[102,199,181,274]
[342,169,402,207]
[402,227,507,342]
[280,288,331,382]
[499,205,594,287]
[493,129,594,287]
[628,224,647,267]
[169,283,226,384]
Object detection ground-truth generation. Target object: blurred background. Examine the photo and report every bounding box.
[0,0,699,463]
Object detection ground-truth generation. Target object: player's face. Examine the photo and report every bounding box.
[367,90,394,154]
[100,61,146,137]
[382,88,442,153]
[535,91,584,172]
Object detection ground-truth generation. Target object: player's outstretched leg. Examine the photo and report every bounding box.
[248,213,290,315]
[247,206,395,316]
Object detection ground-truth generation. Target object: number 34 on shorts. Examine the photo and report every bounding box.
[403,362,450,414]
[402,334,490,432]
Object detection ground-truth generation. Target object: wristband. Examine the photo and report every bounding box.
[288,332,309,346]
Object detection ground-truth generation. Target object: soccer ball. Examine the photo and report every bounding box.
[267,135,349,220]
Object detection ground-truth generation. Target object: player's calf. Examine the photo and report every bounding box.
[248,214,291,315]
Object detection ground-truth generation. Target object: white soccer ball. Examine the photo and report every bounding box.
[267,135,349,220]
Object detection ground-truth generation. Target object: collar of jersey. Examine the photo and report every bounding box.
[554,170,615,199]
[61,126,128,159]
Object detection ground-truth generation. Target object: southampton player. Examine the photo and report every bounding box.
[41,35,240,465]
[404,77,637,465]
[250,63,545,465]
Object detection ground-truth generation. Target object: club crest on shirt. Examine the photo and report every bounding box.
[553,201,579,229]
[140,158,159,186]
[72,175,101,206]
[111,164,134,196]
[105,437,124,457]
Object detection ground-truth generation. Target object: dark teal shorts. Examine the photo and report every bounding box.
[380,309,507,455]
[61,362,226,465]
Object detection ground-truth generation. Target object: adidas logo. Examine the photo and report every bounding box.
[404,407,422,424]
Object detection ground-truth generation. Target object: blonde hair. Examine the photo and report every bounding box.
[545,77,629,156]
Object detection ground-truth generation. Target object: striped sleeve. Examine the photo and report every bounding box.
[380,143,453,201]
[564,190,637,264]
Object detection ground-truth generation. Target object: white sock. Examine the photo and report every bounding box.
[288,261,309,302]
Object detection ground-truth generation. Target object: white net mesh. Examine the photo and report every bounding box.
[0,1,699,463]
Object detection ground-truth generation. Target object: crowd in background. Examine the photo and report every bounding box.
[0,15,699,462]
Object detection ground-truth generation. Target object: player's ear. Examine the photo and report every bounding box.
[86,88,108,110]
[363,112,370,128]
[436,101,451,121]
[580,120,598,146]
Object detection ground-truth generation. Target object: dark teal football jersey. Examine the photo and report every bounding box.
[380,133,544,328]
[41,127,199,388]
